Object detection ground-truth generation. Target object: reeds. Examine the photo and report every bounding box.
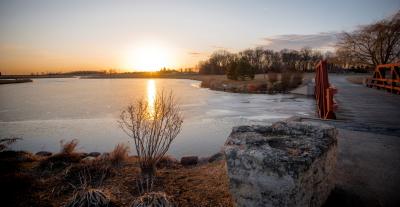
[60,139,79,154]
[109,143,129,167]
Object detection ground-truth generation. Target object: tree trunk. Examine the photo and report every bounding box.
[141,164,156,177]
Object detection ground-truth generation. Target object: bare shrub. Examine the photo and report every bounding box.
[119,91,183,176]
[290,72,303,88]
[280,72,293,92]
[135,174,156,195]
[60,139,79,154]
[109,143,129,167]
[267,72,278,85]
[267,72,278,93]
[130,191,173,207]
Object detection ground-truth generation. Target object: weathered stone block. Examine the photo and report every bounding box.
[224,120,337,207]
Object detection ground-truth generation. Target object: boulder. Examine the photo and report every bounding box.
[224,120,338,207]
[81,156,96,162]
[180,156,198,166]
[88,152,101,157]
[0,150,35,162]
[79,152,88,158]
[35,151,52,157]
[157,155,179,168]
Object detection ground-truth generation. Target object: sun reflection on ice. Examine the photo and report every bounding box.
[147,79,156,117]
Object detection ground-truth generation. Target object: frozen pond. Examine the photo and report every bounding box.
[0,78,315,158]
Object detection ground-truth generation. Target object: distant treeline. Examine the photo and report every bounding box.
[197,47,374,78]
[198,48,324,77]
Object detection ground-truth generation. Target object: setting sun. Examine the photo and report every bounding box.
[125,42,172,72]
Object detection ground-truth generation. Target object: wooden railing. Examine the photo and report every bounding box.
[365,63,400,94]
[315,60,337,119]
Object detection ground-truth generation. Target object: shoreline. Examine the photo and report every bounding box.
[0,73,309,94]
[0,78,33,84]
[83,73,309,94]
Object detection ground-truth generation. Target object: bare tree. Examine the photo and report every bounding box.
[118,91,183,176]
[337,11,400,66]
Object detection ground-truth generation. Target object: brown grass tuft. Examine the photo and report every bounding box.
[39,153,82,172]
[109,143,129,167]
[64,160,114,189]
[66,187,110,207]
[60,139,79,154]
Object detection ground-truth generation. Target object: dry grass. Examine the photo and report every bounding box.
[60,139,79,154]
[99,159,233,207]
[64,160,114,189]
[130,191,173,207]
[39,152,82,172]
[38,139,84,172]
[3,151,233,207]
[109,143,129,167]
[66,187,111,207]
[158,161,234,207]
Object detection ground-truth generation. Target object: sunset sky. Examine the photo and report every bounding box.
[0,0,399,74]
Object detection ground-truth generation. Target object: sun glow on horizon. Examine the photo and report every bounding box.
[125,41,172,72]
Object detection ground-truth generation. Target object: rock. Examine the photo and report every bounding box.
[224,119,338,207]
[88,152,101,157]
[79,152,88,157]
[99,152,110,160]
[197,157,209,165]
[180,156,198,166]
[157,155,179,168]
[81,156,96,162]
[208,152,224,163]
[35,151,52,156]
[0,150,35,162]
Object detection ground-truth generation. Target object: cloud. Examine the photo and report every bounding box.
[261,32,339,52]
